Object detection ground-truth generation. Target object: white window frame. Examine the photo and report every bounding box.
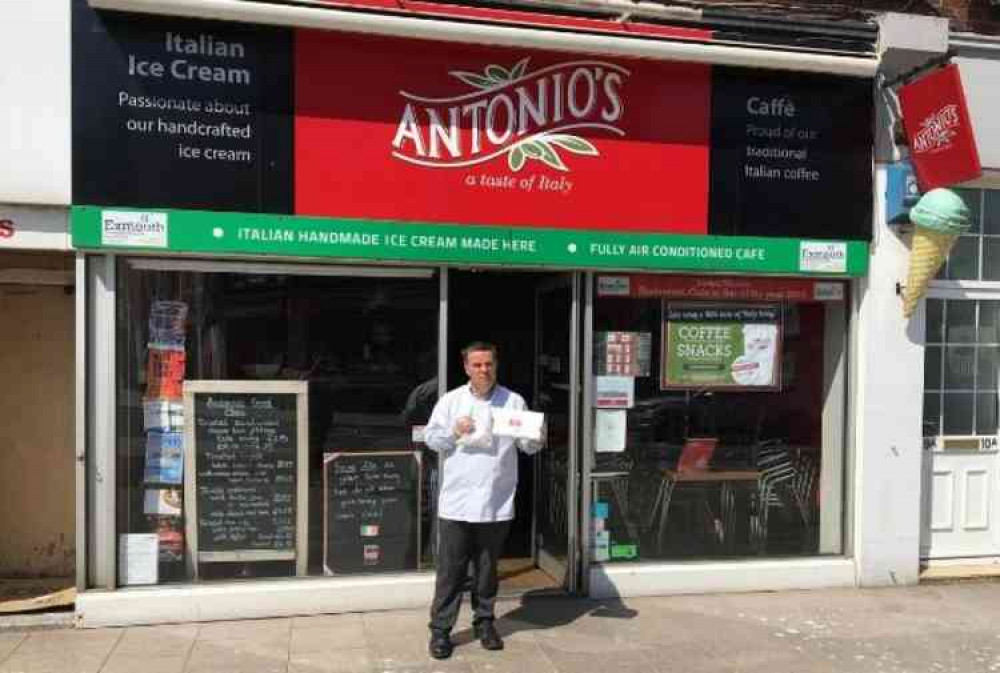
[925,185,1000,439]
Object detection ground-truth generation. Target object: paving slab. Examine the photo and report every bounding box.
[112,624,198,657]
[371,634,436,669]
[0,634,25,663]
[455,651,558,673]
[0,649,111,673]
[292,614,364,632]
[9,629,121,658]
[290,617,366,654]
[198,618,291,641]
[189,635,291,660]
[185,646,288,673]
[381,661,475,673]
[99,654,187,673]
[362,610,429,636]
[287,648,374,673]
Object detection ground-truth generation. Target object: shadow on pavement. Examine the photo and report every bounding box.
[452,590,638,645]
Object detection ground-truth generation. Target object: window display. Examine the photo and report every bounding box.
[591,274,847,563]
[116,261,439,585]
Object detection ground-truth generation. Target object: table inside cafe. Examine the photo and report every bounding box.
[646,467,761,556]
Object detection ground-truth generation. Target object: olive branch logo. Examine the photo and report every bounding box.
[450,57,532,90]
[506,133,598,172]
[448,58,601,173]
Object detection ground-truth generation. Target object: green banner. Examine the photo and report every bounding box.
[71,206,869,276]
[662,304,781,389]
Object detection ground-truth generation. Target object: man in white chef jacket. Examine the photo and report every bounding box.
[423,341,542,660]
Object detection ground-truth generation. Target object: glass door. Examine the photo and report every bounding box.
[921,297,1000,560]
[533,274,580,591]
[919,188,1000,561]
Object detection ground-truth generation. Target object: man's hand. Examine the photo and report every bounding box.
[454,416,475,439]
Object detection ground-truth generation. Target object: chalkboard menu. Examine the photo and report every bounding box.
[183,381,309,577]
[324,451,421,575]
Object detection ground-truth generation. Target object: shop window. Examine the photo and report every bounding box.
[589,275,847,563]
[115,261,440,586]
[923,299,1000,438]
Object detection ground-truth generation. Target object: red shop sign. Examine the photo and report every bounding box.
[899,64,981,191]
[296,32,712,233]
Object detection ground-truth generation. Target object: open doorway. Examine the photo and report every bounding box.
[447,269,575,594]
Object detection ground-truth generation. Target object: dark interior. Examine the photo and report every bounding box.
[447,269,563,559]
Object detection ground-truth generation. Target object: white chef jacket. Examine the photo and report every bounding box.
[424,383,541,522]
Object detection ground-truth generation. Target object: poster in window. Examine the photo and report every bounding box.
[661,302,781,390]
[144,430,184,484]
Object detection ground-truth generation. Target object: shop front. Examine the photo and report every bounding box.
[0,204,75,583]
[71,0,876,625]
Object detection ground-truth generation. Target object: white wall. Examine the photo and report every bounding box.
[0,204,70,251]
[852,167,926,586]
[953,38,1000,173]
[0,0,71,205]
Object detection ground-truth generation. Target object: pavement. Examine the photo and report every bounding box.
[2,581,1000,673]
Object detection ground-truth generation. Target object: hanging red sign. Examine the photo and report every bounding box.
[899,64,981,191]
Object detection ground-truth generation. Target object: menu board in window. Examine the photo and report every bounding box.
[323,451,421,575]
[661,303,782,390]
[183,381,309,577]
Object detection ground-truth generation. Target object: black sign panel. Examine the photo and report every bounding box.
[708,67,873,241]
[71,0,293,212]
[324,452,420,574]
[194,393,297,554]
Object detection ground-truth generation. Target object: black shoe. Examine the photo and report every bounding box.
[428,632,454,660]
[474,620,504,651]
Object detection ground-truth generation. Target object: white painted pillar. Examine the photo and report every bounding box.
[853,167,926,586]
[851,11,950,588]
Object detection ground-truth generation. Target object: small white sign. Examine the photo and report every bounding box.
[597,276,630,297]
[590,530,611,562]
[119,533,159,586]
[594,376,635,409]
[411,425,426,443]
[594,409,627,453]
[812,282,845,301]
[101,210,168,248]
[799,241,847,273]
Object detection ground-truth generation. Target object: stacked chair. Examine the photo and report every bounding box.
[752,441,818,554]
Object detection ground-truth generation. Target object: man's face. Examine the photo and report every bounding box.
[464,349,497,392]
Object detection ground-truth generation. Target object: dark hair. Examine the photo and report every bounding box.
[461,341,498,363]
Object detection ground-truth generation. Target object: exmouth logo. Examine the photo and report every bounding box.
[799,241,847,273]
[391,57,629,172]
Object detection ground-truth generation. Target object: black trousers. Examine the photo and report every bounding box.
[428,518,510,634]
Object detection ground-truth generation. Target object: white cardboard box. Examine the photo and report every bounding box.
[492,409,545,442]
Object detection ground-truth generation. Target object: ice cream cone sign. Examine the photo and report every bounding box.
[902,188,972,318]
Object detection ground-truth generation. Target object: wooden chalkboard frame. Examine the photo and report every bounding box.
[183,380,309,578]
[323,450,422,576]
